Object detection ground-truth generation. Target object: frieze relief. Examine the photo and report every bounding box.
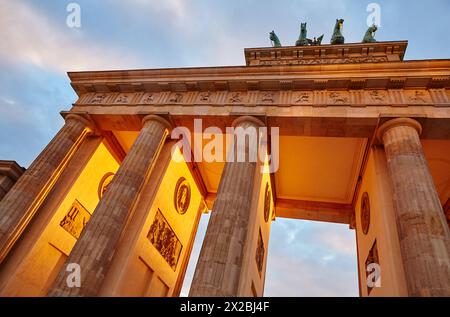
[366,90,388,104]
[60,200,91,239]
[328,91,350,104]
[140,92,159,104]
[114,93,133,104]
[78,89,443,107]
[405,90,433,104]
[254,56,389,66]
[148,209,183,271]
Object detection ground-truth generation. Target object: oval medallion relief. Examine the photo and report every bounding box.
[361,192,371,235]
[264,183,272,223]
[174,177,191,215]
[98,172,115,200]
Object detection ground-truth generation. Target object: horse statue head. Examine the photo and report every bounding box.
[269,31,282,48]
[362,24,378,43]
[296,22,309,46]
[331,18,345,45]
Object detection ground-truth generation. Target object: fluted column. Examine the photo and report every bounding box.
[48,115,171,296]
[0,114,94,263]
[378,118,450,296]
[190,116,264,297]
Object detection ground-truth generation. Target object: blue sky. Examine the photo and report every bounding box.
[1,0,449,296]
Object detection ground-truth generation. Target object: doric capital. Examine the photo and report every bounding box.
[377,118,422,144]
[64,113,96,133]
[231,116,265,129]
[142,114,173,132]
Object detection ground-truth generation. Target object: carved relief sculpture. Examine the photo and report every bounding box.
[174,177,191,215]
[368,90,386,103]
[148,210,183,271]
[361,192,371,235]
[98,172,115,199]
[295,92,311,103]
[264,183,272,223]
[255,229,265,277]
[91,93,107,104]
[199,91,211,102]
[60,200,92,239]
[408,90,428,103]
[142,93,156,103]
[169,93,184,103]
[329,92,349,104]
[229,92,243,103]
[115,94,130,104]
[261,92,274,103]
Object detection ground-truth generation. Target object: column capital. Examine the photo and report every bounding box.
[142,115,172,132]
[377,118,422,144]
[231,116,265,129]
[64,113,96,133]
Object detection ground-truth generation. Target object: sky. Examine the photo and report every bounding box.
[0,0,449,297]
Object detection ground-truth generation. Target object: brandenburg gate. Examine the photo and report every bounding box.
[0,39,449,297]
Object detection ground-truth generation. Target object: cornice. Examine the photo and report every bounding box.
[69,65,450,96]
[0,161,25,181]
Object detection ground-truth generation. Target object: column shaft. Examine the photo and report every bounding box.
[48,115,171,296]
[190,116,264,296]
[379,118,450,296]
[0,114,92,263]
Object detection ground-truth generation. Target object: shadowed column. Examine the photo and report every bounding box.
[378,118,450,296]
[48,115,171,296]
[0,114,94,264]
[190,116,264,297]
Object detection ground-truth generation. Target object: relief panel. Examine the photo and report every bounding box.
[147,209,183,271]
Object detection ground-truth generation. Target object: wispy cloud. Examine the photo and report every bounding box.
[264,219,358,296]
[126,0,188,20]
[0,1,144,73]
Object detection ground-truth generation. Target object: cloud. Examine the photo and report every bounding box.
[0,1,144,73]
[314,226,357,256]
[180,216,358,297]
[126,0,188,20]
[264,219,358,296]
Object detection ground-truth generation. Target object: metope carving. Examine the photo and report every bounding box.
[199,91,212,102]
[329,92,349,104]
[169,93,184,103]
[229,92,243,103]
[367,90,387,103]
[295,92,311,103]
[90,93,107,104]
[60,200,91,239]
[141,93,157,103]
[114,94,131,104]
[408,90,429,103]
[261,92,275,103]
[148,209,183,271]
